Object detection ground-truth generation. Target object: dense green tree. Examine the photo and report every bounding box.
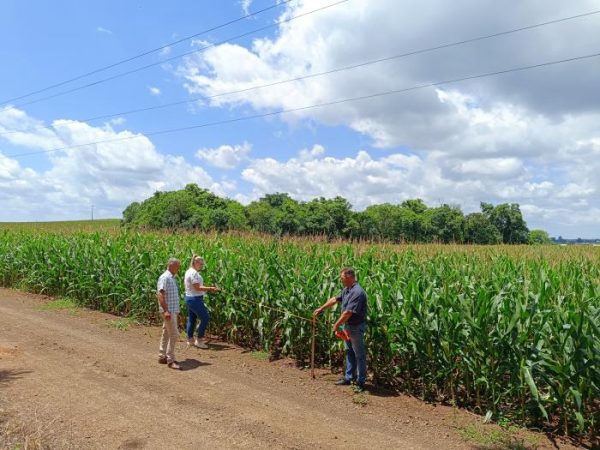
[246,201,279,234]
[121,185,543,245]
[122,202,140,224]
[425,204,465,243]
[302,197,352,237]
[401,198,428,214]
[246,193,302,235]
[360,204,431,243]
[363,204,404,241]
[122,184,247,230]
[346,211,377,241]
[464,213,502,244]
[481,202,529,244]
[398,207,427,242]
[529,229,552,245]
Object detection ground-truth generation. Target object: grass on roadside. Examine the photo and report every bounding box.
[352,391,369,407]
[38,298,79,312]
[457,423,540,449]
[250,350,270,361]
[0,407,47,450]
[106,317,139,331]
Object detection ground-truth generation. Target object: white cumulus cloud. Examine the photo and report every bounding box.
[0,108,233,221]
[196,142,251,169]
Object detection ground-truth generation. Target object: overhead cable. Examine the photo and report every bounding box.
[7,50,600,159]
[0,0,349,112]
[0,0,296,107]
[1,7,598,136]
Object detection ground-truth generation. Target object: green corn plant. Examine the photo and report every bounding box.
[0,225,598,438]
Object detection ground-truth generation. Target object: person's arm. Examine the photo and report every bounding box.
[313,296,339,317]
[157,289,171,320]
[191,271,220,294]
[192,282,220,293]
[333,310,353,331]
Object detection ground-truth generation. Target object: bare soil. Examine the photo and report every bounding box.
[0,288,581,449]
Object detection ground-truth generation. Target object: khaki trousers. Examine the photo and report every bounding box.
[159,314,178,362]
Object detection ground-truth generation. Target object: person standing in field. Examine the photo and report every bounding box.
[157,258,181,370]
[184,255,220,349]
[313,267,368,391]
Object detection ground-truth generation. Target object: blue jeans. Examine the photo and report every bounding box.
[343,322,367,385]
[185,295,209,339]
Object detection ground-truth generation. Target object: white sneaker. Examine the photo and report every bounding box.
[194,338,209,349]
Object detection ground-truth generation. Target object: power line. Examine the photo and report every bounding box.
[2,7,598,138]
[0,0,349,113]
[6,50,600,159]
[0,0,295,107]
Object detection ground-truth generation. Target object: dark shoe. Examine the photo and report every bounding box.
[158,356,168,364]
[334,378,352,386]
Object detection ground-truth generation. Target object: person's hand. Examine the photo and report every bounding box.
[332,323,340,333]
[211,287,221,293]
[313,307,323,318]
[164,311,171,320]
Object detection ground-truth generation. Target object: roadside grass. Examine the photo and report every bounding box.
[352,391,369,407]
[106,317,139,331]
[0,407,47,450]
[457,423,540,449]
[38,298,79,313]
[250,350,270,361]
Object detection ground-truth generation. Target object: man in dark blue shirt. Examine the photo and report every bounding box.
[313,267,368,391]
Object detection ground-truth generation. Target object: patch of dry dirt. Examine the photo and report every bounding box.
[0,288,581,449]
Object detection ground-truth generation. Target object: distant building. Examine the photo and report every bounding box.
[551,237,600,246]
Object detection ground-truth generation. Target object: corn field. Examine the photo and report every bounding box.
[0,227,598,438]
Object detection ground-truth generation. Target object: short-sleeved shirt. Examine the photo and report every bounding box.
[184,268,206,297]
[157,270,180,314]
[336,282,367,325]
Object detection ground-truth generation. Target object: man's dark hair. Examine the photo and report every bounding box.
[341,267,356,278]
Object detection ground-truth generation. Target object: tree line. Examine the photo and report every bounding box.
[122,184,551,244]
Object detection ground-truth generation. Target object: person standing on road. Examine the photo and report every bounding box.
[184,255,220,349]
[157,258,181,370]
[313,267,368,391]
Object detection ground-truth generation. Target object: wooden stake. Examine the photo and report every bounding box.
[311,317,316,379]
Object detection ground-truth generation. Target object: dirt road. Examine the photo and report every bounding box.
[0,289,576,449]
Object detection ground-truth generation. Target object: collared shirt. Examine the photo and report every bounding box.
[157,270,180,314]
[184,268,207,297]
[336,282,367,325]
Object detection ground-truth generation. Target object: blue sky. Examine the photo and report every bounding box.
[1,0,599,238]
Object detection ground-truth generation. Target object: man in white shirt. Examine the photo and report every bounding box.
[157,258,181,369]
